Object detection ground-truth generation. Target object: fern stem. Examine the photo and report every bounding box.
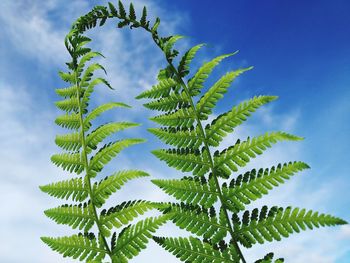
[152,42,247,262]
[74,70,113,260]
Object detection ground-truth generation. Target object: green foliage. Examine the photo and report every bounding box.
[136,13,347,263]
[42,1,347,262]
[40,17,162,262]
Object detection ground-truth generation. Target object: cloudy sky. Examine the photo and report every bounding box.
[0,0,349,262]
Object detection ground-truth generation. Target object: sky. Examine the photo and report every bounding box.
[0,0,349,262]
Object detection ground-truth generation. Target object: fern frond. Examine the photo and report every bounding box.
[56,85,79,98]
[206,96,277,146]
[255,252,284,263]
[84,102,131,127]
[178,44,204,77]
[81,77,112,108]
[59,71,76,84]
[89,139,145,177]
[55,132,81,151]
[55,113,80,130]
[112,215,168,262]
[214,132,303,177]
[55,97,80,112]
[153,236,239,263]
[80,63,107,87]
[143,92,190,112]
[40,177,88,202]
[86,122,139,151]
[41,233,106,261]
[223,162,310,212]
[93,170,149,207]
[150,107,195,128]
[77,51,104,77]
[233,206,347,248]
[152,148,211,176]
[136,78,178,99]
[163,35,185,58]
[51,152,84,174]
[100,200,155,236]
[188,52,238,96]
[163,204,229,244]
[148,126,202,148]
[196,67,252,119]
[44,203,94,232]
[152,176,218,208]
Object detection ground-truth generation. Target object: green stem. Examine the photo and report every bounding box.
[152,43,246,262]
[74,70,113,260]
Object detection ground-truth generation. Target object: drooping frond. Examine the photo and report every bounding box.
[188,52,238,96]
[206,96,277,146]
[222,162,310,212]
[81,77,112,108]
[44,203,94,232]
[80,63,107,87]
[55,132,81,151]
[89,139,145,177]
[152,176,218,208]
[153,236,239,263]
[232,206,347,248]
[196,67,252,119]
[55,113,80,130]
[162,204,229,243]
[214,132,303,177]
[51,152,84,174]
[93,170,149,207]
[112,215,168,262]
[86,122,139,151]
[77,51,104,77]
[41,233,106,261]
[100,200,155,236]
[148,126,202,148]
[178,44,204,77]
[136,78,178,99]
[40,177,88,202]
[152,148,210,176]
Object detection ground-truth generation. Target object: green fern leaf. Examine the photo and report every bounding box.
[163,204,229,244]
[86,122,139,151]
[93,170,149,207]
[196,67,252,119]
[206,96,278,146]
[233,206,347,248]
[148,126,202,148]
[55,132,81,151]
[55,97,80,112]
[40,177,88,202]
[77,51,104,77]
[89,139,145,177]
[140,6,147,26]
[150,107,196,128]
[163,35,185,56]
[153,236,239,263]
[112,215,168,262]
[118,0,127,18]
[84,102,131,128]
[59,71,76,83]
[214,132,303,177]
[80,63,107,88]
[178,44,205,77]
[152,176,218,208]
[82,77,113,108]
[41,233,106,261]
[136,78,178,99]
[44,203,94,232]
[129,3,136,20]
[143,91,190,112]
[56,85,79,98]
[152,148,211,176]
[188,52,238,96]
[55,113,80,130]
[255,252,284,263]
[51,152,84,174]
[223,162,310,212]
[100,200,155,236]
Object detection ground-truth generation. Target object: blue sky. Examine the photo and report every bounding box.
[0,0,349,262]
